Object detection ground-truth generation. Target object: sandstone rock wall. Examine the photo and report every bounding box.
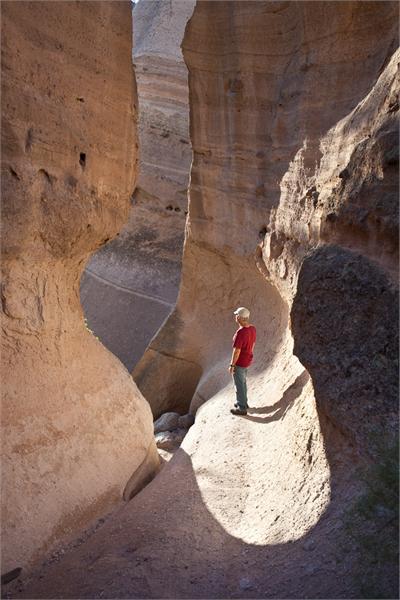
[1,0,158,573]
[133,0,399,440]
[3,3,398,598]
[273,48,399,446]
[81,0,195,370]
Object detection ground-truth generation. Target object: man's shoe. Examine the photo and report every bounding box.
[230,408,247,416]
[234,403,249,409]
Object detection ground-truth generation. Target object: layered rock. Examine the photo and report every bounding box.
[1,1,158,574]
[129,6,398,597]
[5,3,399,599]
[275,49,399,446]
[134,1,399,442]
[132,6,398,593]
[80,0,195,370]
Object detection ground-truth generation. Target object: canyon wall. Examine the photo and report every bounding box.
[1,1,158,574]
[4,3,398,598]
[130,7,398,594]
[133,0,399,435]
[80,0,194,370]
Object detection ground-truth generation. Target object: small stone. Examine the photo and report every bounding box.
[154,412,180,434]
[155,428,187,451]
[375,504,394,519]
[305,564,319,575]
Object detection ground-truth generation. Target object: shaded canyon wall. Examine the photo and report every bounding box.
[80,0,195,371]
[1,1,158,573]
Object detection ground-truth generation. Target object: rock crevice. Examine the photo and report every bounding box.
[80,0,195,371]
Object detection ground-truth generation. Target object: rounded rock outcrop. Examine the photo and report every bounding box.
[1,1,158,573]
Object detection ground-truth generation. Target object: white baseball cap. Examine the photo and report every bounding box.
[234,306,250,319]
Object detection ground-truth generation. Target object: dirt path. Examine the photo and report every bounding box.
[10,351,359,599]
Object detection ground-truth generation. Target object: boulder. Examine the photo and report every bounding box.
[154,412,181,434]
[155,429,187,451]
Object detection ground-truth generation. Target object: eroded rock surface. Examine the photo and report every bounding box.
[80,0,195,370]
[1,1,158,574]
[134,0,399,438]
[5,2,399,599]
[128,2,398,595]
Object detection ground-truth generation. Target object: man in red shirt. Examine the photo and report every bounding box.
[229,307,256,415]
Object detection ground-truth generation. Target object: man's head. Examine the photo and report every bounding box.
[234,306,250,325]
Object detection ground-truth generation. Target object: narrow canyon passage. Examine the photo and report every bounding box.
[2,1,398,599]
[13,347,358,599]
[79,0,194,371]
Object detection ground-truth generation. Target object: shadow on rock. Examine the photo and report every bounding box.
[245,370,310,424]
[9,408,377,600]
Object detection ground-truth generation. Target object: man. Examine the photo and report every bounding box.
[229,306,256,415]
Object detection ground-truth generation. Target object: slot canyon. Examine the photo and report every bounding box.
[1,1,398,599]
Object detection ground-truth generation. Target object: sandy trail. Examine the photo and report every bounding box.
[11,344,359,599]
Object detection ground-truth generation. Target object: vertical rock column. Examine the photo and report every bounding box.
[81,0,195,371]
[1,1,158,573]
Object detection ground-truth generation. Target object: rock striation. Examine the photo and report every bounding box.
[80,0,195,371]
[1,1,158,574]
[128,6,398,597]
[132,4,398,592]
[5,3,399,599]
[134,0,399,435]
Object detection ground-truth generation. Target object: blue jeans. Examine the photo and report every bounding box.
[233,366,248,410]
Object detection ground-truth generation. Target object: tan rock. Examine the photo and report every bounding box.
[134,1,399,449]
[81,0,195,371]
[4,4,399,599]
[1,0,158,573]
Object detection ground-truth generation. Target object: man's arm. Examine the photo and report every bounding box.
[229,347,241,373]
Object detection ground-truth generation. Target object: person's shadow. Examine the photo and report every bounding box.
[245,370,310,424]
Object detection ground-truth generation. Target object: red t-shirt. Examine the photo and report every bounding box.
[232,325,256,367]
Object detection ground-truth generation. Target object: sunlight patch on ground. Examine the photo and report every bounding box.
[183,360,332,546]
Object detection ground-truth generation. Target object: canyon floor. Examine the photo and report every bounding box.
[9,350,361,600]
